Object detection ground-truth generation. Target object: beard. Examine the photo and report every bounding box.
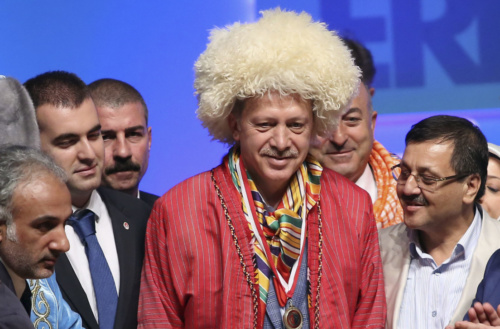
[0,243,56,279]
[1,225,58,279]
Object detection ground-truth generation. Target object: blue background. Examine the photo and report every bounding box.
[1,0,499,196]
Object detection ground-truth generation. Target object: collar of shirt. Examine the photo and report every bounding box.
[355,164,378,204]
[408,207,482,267]
[71,190,105,223]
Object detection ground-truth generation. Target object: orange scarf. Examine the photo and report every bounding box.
[369,140,403,229]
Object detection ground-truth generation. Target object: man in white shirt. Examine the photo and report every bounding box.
[310,38,403,229]
[24,71,151,329]
[379,115,500,329]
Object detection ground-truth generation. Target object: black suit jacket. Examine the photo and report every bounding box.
[139,190,159,208]
[55,187,151,329]
[0,263,33,329]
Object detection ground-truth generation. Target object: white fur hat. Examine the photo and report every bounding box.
[0,76,40,148]
[488,143,500,160]
[194,8,360,144]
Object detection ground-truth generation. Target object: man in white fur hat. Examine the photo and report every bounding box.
[138,9,385,329]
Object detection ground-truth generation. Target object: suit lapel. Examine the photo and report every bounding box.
[451,211,500,323]
[55,253,99,329]
[380,225,411,329]
[100,192,137,329]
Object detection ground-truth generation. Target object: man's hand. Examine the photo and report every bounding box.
[445,303,500,329]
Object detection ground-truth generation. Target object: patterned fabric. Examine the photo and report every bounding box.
[369,140,403,229]
[29,273,83,329]
[137,157,386,329]
[228,148,321,312]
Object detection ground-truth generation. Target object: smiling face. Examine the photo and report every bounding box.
[397,140,478,233]
[310,84,377,182]
[0,173,71,279]
[37,97,104,207]
[98,102,151,196]
[480,156,500,219]
[228,92,313,206]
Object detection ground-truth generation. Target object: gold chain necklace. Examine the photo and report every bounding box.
[210,169,324,329]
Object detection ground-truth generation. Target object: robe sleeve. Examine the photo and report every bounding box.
[351,197,387,328]
[138,199,184,328]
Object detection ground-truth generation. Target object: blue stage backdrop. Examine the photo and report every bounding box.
[1,0,499,196]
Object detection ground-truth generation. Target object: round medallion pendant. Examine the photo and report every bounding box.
[283,305,303,329]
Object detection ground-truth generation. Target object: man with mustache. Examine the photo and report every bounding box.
[24,71,152,329]
[138,9,386,329]
[310,38,403,229]
[379,115,500,329]
[0,146,71,329]
[88,78,158,207]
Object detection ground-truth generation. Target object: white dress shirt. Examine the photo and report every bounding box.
[355,164,378,204]
[397,209,482,329]
[66,190,120,322]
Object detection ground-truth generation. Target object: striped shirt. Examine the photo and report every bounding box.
[397,210,482,329]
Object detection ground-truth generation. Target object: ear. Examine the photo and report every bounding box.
[0,222,6,244]
[369,87,375,97]
[227,113,241,142]
[147,127,152,151]
[371,111,378,132]
[463,174,481,204]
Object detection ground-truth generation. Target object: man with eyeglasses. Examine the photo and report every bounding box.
[379,115,500,329]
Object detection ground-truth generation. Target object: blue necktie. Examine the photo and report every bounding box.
[69,209,118,329]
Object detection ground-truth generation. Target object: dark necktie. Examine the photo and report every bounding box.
[68,209,118,329]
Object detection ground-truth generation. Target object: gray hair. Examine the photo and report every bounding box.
[0,145,67,227]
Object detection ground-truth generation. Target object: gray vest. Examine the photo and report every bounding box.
[263,242,309,329]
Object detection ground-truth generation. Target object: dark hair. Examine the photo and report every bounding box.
[342,37,376,87]
[24,71,90,109]
[88,78,148,124]
[405,115,488,201]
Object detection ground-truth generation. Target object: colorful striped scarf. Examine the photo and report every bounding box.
[228,147,322,316]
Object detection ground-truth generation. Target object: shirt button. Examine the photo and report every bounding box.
[432,311,437,317]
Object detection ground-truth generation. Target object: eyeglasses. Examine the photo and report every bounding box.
[391,164,471,192]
